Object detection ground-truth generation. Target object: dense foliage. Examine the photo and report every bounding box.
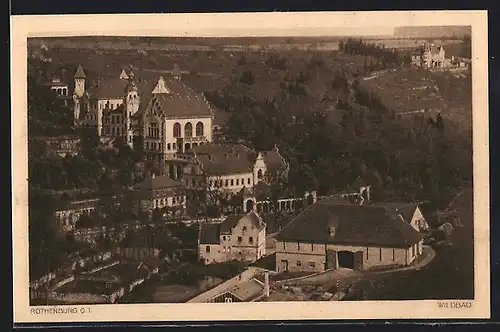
[205,49,473,202]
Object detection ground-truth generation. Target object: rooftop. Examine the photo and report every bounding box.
[275,200,424,248]
[199,212,266,244]
[139,174,182,191]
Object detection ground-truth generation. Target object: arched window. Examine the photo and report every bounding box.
[173,122,181,138]
[57,88,62,95]
[184,122,193,138]
[62,88,67,96]
[196,122,204,137]
[257,169,263,179]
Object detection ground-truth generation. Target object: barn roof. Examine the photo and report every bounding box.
[275,199,423,248]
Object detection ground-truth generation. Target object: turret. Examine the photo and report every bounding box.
[124,76,139,148]
[73,64,86,98]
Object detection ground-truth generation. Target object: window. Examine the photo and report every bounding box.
[225,180,229,187]
[236,179,239,185]
[249,237,254,244]
[206,246,210,253]
[309,261,315,268]
[173,122,181,138]
[242,226,247,232]
[248,178,251,185]
[222,236,226,241]
[297,242,300,250]
[393,249,396,262]
[230,179,234,186]
[196,122,204,137]
[225,297,232,303]
[237,236,242,243]
[379,248,382,261]
[297,261,302,267]
[184,122,193,138]
[311,243,314,251]
[148,122,159,138]
[257,169,263,179]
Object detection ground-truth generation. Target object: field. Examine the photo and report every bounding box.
[361,68,472,129]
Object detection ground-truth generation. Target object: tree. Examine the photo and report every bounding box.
[28,57,74,137]
[435,113,445,133]
[28,190,67,280]
[239,70,254,85]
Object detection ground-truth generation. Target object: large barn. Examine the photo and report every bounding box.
[274,197,425,273]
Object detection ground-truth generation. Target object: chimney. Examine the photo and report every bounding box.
[264,271,270,297]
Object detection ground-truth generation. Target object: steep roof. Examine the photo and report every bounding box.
[199,223,221,245]
[139,175,182,191]
[261,147,288,173]
[74,64,86,79]
[275,200,423,248]
[200,212,266,243]
[191,143,256,176]
[87,77,129,99]
[143,77,214,119]
[220,212,265,234]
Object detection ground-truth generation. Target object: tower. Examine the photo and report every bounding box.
[72,94,80,124]
[73,64,86,98]
[124,75,140,147]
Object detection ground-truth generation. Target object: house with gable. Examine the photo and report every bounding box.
[136,173,186,213]
[377,202,430,232]
[180,142,289,212]
[198,211,267,264]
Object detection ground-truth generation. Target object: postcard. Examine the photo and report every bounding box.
[11,10,490,323]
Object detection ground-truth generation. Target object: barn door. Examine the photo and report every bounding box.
[326,249,337,270]
[353,251,364,270]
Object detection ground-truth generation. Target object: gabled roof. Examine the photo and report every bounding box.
[139,175,182,191]
[220,211,265,234]
[199,223,221,245]
[377,202,419,224]
[275,200,424,248]
[261,147,288,173]
[142,76,214,119]
[87,77,129,99]
[191,143,256,176]
[199,212,266,243]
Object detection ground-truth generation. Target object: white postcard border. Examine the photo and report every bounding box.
[11,11,490,323]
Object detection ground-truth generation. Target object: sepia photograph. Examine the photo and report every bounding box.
[12,11,490,323]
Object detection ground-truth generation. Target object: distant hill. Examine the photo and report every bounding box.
[394,26,471,39]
